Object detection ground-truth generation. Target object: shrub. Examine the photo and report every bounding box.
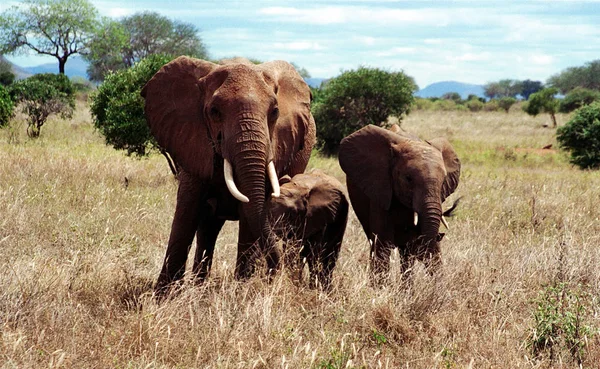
[465,98,484,112]
[9,73,75,137]
[414,97,434,110]
[558,87,600,113]
[90,54,178,174]
[497,97,517,113]
[0,84,15,127]
[312,67,416,154]
[556,101,600,169]
[483,100,500,112]
[432,99,465,111]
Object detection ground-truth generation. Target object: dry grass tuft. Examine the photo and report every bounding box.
[1,105,599,367]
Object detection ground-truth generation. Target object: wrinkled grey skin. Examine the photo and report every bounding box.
[339,125,461,283]
[266,170,349,289]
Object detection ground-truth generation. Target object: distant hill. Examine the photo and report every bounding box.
[23,55,89,79]
[1,55,32,79]
[304,77,326,88]
[416,81,485,99]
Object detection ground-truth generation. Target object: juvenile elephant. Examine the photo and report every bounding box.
[141,57,316,292]
[338,125,460,282]
[266,170,349,289]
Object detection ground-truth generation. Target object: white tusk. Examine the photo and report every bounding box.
[441,216,449,230]
[224,159,249,203]
[413,212,418,226]
[268,161,280,198]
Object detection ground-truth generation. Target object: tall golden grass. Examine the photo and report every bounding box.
[1,103,599,368]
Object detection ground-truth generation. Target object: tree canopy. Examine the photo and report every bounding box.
[312,67,416,154]
[547,60,600,94]
[0,0,99,74]
[90,54,179,175]
[85,12,207,82]
[0,56,15,86]
[523,87,559,128]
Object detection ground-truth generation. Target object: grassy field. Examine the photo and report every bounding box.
[1,103,599,368]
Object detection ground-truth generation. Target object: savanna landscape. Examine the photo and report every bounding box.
[2,100,599,368]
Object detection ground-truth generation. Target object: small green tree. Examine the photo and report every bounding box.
[556,101,600,169]
[10,73,75,137]
[559,87,600,113]
[523,88,559,127]
[0,84,14,127]
[312,67,416,154]
[0,0,99,74]
[90,54,178,175]
[465,98,484,112]
[497,97,517,113]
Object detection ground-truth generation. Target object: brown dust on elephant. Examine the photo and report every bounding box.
[266,170,349,290]
[141,57,316,293]
[338,125,460,283]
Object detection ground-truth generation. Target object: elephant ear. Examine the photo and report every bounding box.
[339,125,400,210]
[258,61,316,176]
[428,137,461,202]
[141,56,217,179]
[306,181,345,232]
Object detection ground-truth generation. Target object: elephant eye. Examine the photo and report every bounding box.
[405,175,413,183]
[270,107,279,120]
[210,106,221,120]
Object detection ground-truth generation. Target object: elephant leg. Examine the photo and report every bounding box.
[371,236,393,284]
[192,216,225,283]
[421,241,442,276]
[399,247,416,281]
[317,201,347,290]
[155,174,204,295]
[235,216,260,280]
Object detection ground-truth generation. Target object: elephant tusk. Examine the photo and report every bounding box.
[224,159,249,203]
[268,161,280,198]
[441,216,450,230]
[413,212,418,226]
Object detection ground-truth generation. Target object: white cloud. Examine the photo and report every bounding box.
[529,54,554,66]
[272,41,326,51]
[353,36,377,46]
[446,52,492,62]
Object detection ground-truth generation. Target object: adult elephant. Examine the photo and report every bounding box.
[141,56,316,292]
[338,125,460,282]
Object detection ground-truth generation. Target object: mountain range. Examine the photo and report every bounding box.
[3,57,485,98]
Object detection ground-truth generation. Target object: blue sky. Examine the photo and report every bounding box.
[2,1,600,88]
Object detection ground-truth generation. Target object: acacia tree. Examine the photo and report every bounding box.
[523,88,559,128]
[0,0,99,74]
[85,12,207,82]
[547,60,600,94]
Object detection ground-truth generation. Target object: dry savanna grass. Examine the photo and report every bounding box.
[1,103,599,368]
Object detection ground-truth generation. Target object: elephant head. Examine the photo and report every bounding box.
[141,57,313,258]
[339,125,460,249]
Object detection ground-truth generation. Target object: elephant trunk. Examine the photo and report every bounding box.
[419,200,443,247]
[230,125,280,274]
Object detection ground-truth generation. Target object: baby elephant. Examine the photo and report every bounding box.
[267,170,349,289]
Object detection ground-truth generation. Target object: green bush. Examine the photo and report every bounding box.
[312,67,416,154]
[9,73,75,137]
[556,101,600,169]
[414,97,434,110]
[432,99,466,111]
[497,97,517,113]
[559,87,600,113]
[465,98,484,112]
[483,100,500,112]
[0,84,15,127]
[90,54,176,172]
[523,88,559,127]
